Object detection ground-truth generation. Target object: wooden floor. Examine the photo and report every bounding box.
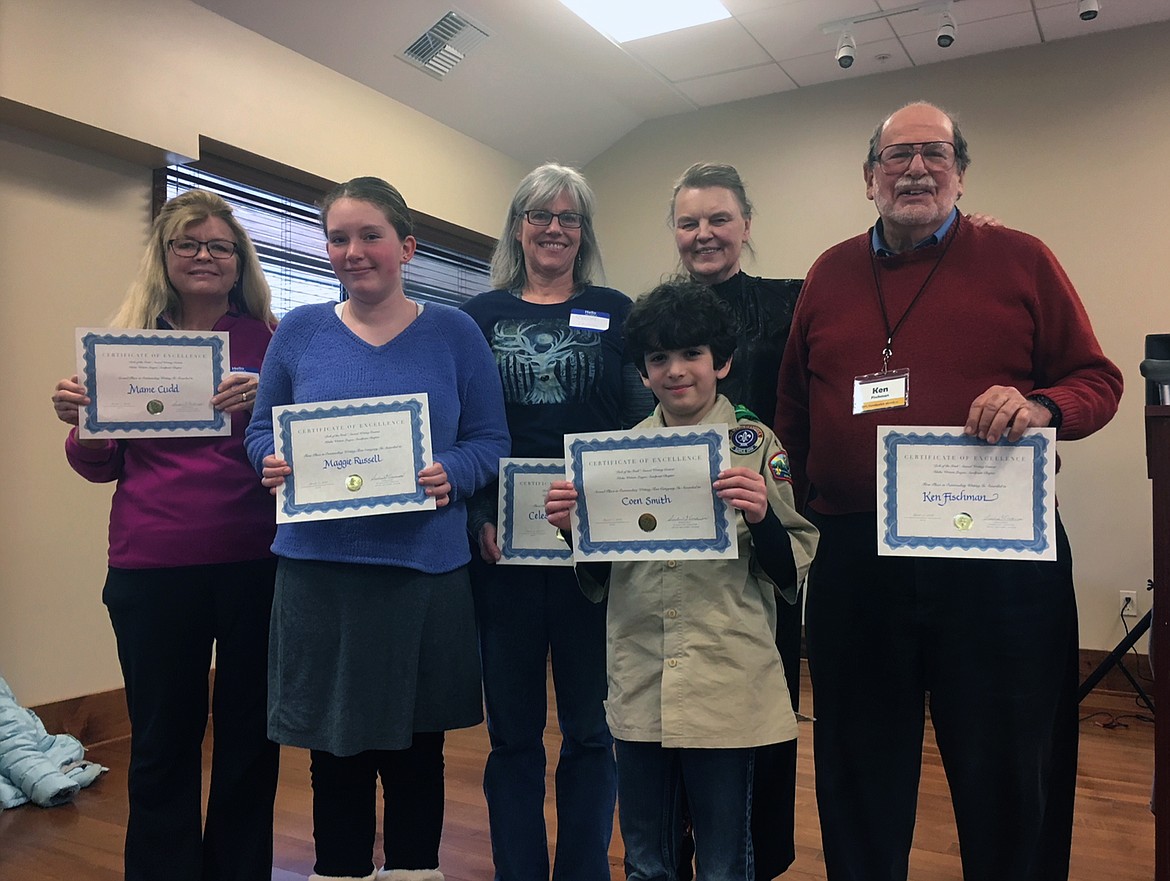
[0,669,1155,880]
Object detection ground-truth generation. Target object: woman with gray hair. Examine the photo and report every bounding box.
[461,163,652,881]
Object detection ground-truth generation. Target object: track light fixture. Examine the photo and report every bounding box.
[822,1,959,69]
[936,9,956,47]
[835,31,856,68]
[1078,0,1100,21]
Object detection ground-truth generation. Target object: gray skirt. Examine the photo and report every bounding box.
[268,557,482,756]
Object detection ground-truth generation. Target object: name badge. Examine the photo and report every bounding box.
[853,369,909,414]
[569,309,610,332]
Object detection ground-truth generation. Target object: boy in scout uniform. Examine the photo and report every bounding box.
[546,279,818,881]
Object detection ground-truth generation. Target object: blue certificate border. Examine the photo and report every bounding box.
[500,462,572,562]
[278,398,429,518]
[80,332,227,433]
[569,429,732,556]
[880,430,1051,553]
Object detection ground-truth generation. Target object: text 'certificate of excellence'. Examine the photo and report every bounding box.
[564,425,737,562]
[497,459,573,566]
[75,328,230,439]
[877,425,1057,560]
[273,394,435,524]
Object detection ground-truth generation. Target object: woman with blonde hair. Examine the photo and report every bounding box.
[50,189,280,881]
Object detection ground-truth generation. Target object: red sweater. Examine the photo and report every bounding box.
[775,218,1123,515]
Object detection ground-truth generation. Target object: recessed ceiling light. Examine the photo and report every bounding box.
[557,0,731,43]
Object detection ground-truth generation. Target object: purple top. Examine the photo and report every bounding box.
[65,312,277,569]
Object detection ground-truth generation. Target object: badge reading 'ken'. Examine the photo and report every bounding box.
[730,426,763,455]
[146,399,164,415]
[638,513,657,532]
[346,474,363,492]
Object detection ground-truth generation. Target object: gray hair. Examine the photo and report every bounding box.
[489,163,604,292]
[865,101,971,172]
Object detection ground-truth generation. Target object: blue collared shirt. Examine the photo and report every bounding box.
[872,208,959,256]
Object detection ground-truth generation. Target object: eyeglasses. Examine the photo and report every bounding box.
[522,209,585,230]
[874,141,957,174]
[167,238,239,259]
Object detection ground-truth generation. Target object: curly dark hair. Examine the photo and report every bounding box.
[624,277,737,377]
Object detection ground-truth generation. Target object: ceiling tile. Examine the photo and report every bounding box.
[780,35,913,87]
[902,11,1041,64]
[623,17,772,81]
[675,63,799,105]
[1037,0,1168,41]
[741,0,889,61]
[886,0,1035,35]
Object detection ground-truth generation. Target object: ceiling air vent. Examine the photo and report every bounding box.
[398,11,490,80]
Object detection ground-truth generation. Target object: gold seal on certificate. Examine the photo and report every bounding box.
[146,400,164,415]
[638,513,657,532]
[953,512,974,531]
[346,475,363,492]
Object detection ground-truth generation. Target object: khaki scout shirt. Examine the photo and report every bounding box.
[603,396,819,749]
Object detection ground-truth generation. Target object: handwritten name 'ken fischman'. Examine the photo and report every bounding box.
[923,490,1000,506]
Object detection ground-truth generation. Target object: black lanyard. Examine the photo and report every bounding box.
[869,218,958,372]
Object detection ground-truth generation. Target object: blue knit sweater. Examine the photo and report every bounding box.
[245,302,510,573]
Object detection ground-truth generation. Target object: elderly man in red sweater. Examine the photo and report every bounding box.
[775,102,1122,881]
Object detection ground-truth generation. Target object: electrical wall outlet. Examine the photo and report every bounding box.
[1120,590,1138,618]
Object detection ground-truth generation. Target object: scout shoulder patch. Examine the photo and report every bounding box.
[768,450,792,483]
[729,425,763,455]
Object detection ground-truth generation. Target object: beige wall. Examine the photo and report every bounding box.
[2,0,1164,706]
[0,0,526,706]
[586,22,1170,654]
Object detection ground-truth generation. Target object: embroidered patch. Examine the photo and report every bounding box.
[730,426,763,455]
[768,451,792,483]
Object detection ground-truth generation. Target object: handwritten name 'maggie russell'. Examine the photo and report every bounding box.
[323,455,383,470]
[923,490,1000,506]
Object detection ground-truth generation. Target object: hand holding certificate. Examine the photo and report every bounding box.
[562,424,737,562]
[272,393,436,523]
[74,328,231,439]
[877,425,1057,559]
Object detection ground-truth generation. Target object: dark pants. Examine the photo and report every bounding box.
[806,512,1078,881]
[103,559,279,881]
[616,740,755,881]
[472,561,616,881]
[309,733,446,876]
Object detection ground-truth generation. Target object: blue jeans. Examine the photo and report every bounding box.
[615,740,755,881]
[472,561,616,881]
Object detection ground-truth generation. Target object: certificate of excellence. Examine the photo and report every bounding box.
[564,425,737,562]
[75,328,230,439]
[273,394,435,524]
[877,425,1057,560]
[496,458,573,566]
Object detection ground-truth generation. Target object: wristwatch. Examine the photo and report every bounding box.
[1026,393,1063,431]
